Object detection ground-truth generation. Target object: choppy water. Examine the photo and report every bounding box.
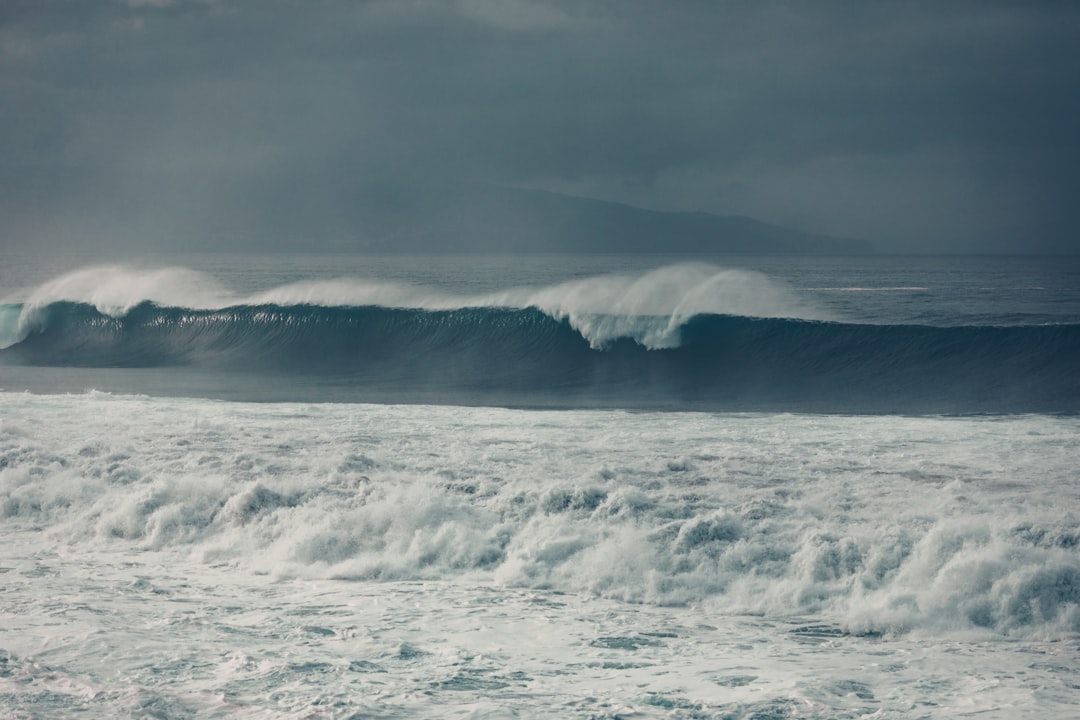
[1,254,1079,718]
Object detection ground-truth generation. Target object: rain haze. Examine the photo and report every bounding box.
[2,0,1080,255]
[5,4,1080,719]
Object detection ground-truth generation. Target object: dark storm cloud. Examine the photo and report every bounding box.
[1,0,1078,253]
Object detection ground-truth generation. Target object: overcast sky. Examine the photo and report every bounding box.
[2,0,1078,254]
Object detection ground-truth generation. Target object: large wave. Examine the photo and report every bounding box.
[3,263,830,349]
[2,265,1078,412]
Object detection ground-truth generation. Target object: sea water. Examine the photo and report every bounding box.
[1,254,1078,718]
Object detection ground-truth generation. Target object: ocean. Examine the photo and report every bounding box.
[1,253,1078,718]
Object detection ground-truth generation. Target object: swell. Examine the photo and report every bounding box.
[2,301,1079,412]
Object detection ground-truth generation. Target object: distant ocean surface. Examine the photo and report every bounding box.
[3,254,1079,412]
[2,253,1079,718]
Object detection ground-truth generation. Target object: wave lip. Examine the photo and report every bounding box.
[20,265,235,316]
[2,299,1078,412]
[4,263,829,350]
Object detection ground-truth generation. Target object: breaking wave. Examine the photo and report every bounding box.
[2,392,1078,639]
[3,263,829,349]
[1,265,1078,412]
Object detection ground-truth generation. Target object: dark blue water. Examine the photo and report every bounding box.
[1,254,1078,412]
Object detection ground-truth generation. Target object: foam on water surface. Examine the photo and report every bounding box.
[1,391,1078,717]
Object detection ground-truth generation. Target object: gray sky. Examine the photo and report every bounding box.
[2,0,1078,254]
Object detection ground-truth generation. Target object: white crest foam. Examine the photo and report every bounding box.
[7,263,832,350]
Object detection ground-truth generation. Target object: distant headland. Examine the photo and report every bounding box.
[348,185,873,255]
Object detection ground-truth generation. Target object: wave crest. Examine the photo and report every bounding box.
[2,299,1078,412]
[5,263,829,350]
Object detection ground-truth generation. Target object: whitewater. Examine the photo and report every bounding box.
[2,254,1079,718]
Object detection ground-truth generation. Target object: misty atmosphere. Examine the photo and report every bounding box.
[3,0,1079,256]
[4,4,1080,718]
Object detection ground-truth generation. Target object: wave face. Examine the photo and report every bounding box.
[3,299,1079,412]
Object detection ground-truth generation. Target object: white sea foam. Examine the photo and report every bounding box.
[2,391,1076,636]
[2,391,1079,717]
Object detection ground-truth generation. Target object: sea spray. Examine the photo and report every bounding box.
[5,263,828,349]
